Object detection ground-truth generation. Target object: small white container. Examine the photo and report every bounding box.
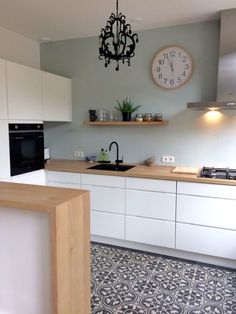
[44,147,50,160]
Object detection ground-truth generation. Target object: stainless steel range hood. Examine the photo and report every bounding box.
[188,9,236,110]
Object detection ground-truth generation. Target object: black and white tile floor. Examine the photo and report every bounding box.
[91,243,236,314]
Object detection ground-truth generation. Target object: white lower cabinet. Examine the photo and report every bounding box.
[91,211,125,239]
[176,181,236,260]
[177,194,236,230]
[44,170,236,264]
[176,223,236,260]
[126,189,175,220]
[125,177,176,249]
[11,170,46,185]
[46,170,81,189]
[81,173,125,238]
[178,181,236,200]
[126,216,175,248]
[81,173,124,188]
[126,177,176,193]
[82,184,125,214]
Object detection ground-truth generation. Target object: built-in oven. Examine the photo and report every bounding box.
[9,123,44,176]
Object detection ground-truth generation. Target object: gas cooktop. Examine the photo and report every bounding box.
[200,167,236,180]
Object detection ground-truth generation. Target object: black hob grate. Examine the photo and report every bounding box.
[200,166,236,180]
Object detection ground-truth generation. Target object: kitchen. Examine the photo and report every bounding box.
[1,0,236,313]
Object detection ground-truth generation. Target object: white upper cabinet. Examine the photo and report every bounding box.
[42,72,72,122]
[0,120,10,179]
[7,61,43,120]
[0,59,7,119]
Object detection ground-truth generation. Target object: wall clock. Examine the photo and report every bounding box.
[152,45,194,89]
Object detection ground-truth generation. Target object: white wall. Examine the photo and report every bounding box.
[0,26,40,68]
[41,21,227,167]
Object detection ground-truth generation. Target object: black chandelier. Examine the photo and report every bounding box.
[99,0,139,71]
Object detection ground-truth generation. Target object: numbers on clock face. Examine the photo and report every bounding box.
[152,46,193,89]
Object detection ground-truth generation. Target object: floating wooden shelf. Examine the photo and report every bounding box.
[83,121,168,126]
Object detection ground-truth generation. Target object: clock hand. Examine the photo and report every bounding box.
[167,55,174,72]
[170,55,174,72]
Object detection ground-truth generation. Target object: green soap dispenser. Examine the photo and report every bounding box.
[104,150,109,162]
[98,148,105,162]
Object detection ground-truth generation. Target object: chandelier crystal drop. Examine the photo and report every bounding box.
[99,0,139,71]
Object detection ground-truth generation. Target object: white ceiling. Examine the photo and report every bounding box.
[0,0,235,42]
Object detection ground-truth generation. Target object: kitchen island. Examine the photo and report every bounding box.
[0,182,90,314]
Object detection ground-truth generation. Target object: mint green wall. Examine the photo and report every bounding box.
[41,21,236,167]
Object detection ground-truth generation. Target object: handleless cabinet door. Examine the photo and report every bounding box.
[7,61,43,120]
[82,184,125,214]
[91,211,125,239]
[176,223,236,259]
[126,177,176,193]
[0,59,7,119]
[126,216,175,248]
[81,173,124,188]
[177,194,236,230]
[42,72,72,122]
[126,189,175,220]
[178,181,236,200]
[46,171,81,185]
[0,121,10,179]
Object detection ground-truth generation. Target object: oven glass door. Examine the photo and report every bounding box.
[9,131,44,176]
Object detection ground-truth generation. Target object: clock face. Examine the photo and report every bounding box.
[152,46,194,89]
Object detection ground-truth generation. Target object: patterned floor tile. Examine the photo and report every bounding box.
[91,243,236,313]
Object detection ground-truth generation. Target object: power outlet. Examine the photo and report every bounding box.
[161,156,175,163]
[74,150,84,158]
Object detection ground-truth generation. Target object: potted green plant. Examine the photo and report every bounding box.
[115,98,141,121]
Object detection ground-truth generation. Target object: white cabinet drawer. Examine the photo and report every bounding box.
[126,216,175,248]
[91,211,124,239]
[46,171,81,184]
[47,182,81,189]
[178,181,236,199]
[176,223,236,259]
[126,190,175,220]
[177,194,236,230]
[81,173,124,188]
[82,184,125,214]
[126,177,176,193]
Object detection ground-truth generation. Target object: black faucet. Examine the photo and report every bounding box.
[109,141,123,165]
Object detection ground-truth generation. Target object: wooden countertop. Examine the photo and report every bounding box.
[46,159,236,186]
[0,181,88,212]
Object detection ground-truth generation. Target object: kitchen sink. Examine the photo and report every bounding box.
[87,163,135,172]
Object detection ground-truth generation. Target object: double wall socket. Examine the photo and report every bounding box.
[74,150,84,158]
[161,156,175,163]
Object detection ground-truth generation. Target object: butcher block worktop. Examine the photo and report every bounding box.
[0,182,90,314]
[46,159,236,186]
[0,181,88,211]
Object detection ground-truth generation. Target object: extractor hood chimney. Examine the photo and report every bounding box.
[188,9,236,110]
